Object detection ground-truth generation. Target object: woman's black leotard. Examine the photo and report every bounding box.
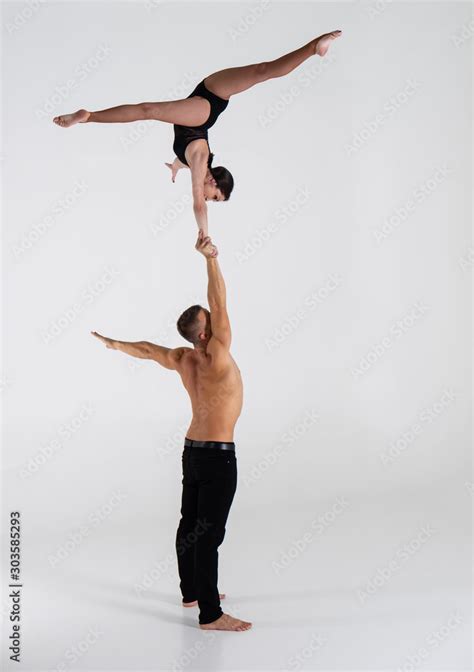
[173,79,229,166]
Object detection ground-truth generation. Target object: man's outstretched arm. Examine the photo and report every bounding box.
[195,231,231,350]
[91,331,187,370]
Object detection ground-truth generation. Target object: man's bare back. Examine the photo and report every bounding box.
[178,349,243,442]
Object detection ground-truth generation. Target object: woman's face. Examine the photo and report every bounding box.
[203,175,225,202]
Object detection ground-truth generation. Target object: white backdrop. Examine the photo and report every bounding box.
[2,1,472,670]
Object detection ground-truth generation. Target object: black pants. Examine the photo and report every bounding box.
[176,443,237,624]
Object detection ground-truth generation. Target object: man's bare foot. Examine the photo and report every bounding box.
[183,593,225,608]
[313,30,342,57]
[200,613,252,632]
[53,109,90,127]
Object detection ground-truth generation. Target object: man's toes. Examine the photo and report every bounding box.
[236,620,249,631]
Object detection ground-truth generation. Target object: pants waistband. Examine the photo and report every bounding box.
[184,438,235,451]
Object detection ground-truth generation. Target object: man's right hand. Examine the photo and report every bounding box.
[91,331,116,349]
[195,230,218,258]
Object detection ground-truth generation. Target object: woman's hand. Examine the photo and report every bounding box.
[195,230,218,258]
[165,157,186,183]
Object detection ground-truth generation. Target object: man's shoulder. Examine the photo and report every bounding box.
[206,342,236,375]
[170,346,194,365]
[172,346,193,357]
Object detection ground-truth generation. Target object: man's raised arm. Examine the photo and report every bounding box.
[195,231,231,350]
[206,257,231,348]
[91,331,187,370]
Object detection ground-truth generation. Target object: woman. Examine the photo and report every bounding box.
[54,31,341,237]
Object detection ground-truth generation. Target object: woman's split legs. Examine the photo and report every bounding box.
[53,96,211,128]
[53,30,342,128]
[204,30,341,100]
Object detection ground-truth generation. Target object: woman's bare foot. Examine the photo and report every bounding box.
[53,109,90,127]
[183,593,225,608]
[313,30,342,57]
[199,613,252,632]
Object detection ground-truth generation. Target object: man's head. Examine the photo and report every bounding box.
[177,304,212,346]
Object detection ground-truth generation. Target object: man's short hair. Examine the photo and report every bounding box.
[176,304,204,344]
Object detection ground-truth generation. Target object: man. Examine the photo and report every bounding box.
[92,231,251,632]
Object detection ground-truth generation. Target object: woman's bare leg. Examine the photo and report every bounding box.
[53,97,211,128]
[204,30,341,100]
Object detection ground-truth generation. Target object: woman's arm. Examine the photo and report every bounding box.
[188,150,210,237]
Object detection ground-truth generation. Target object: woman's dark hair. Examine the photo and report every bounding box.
[207,152,234,201]
[177,304,204,344]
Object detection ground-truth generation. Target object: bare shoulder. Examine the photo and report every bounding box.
[206,338,233,372]
[186,139,209,165]
[170,347,193,367]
